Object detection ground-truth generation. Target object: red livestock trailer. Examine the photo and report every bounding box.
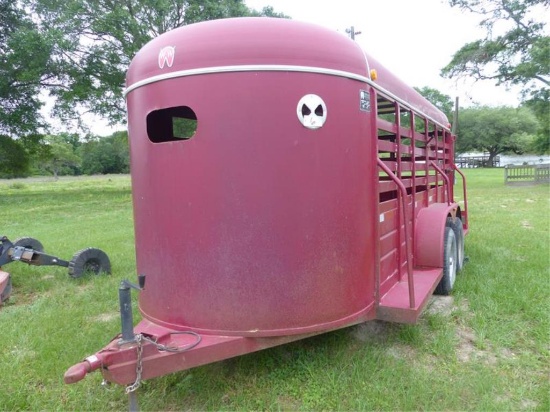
[65,17,468,406]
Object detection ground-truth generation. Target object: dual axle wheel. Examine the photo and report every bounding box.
[434,217,465,296]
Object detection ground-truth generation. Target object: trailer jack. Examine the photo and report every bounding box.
[0,235,111,305]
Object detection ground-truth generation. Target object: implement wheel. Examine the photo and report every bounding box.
[69,248,111,278]
[13,237,44,252]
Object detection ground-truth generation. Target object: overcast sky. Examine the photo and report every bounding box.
[245,0,525,108]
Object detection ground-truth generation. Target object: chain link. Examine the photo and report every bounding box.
[142,331,201,353]
[124,331,201,394]
[125,334,143,394]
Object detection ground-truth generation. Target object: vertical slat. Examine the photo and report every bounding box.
[377,159,415,309]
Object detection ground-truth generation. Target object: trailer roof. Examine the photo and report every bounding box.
[126,17,450,128]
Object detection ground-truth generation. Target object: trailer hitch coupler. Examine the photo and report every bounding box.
[64,355,102,384]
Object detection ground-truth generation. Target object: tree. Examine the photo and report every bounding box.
[455,106,539,164]
[442,0,549,94]
[39,135,81,179]
[79,131,129,175]
[524,89,550,153]
[442,0,549,156]
[0,0,56,136]
[24,0,288,130]
[415,86,455,120]
[0,135,30,177]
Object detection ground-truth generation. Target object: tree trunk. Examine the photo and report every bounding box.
[487,150,499,167]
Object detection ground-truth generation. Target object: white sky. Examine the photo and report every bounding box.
[245,0,525,108]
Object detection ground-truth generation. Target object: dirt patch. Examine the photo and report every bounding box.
[521,220,533,229]
[456,325,485,363]
[276,395,302,411]
[427,295,472,321]
[349,320,399,343]
[385,343,417,360]
[520,399,539,410]
[425,295,455,317]
[10,346,37,360]
[90,312,119,323]
[455,323,515,366]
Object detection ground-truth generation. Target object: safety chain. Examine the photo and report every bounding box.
[125,334,144,394]
[143,331,202,353]
[124,331,201,394]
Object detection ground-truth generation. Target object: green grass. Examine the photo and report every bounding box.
[0,170,548,411]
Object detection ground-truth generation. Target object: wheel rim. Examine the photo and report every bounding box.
[449,255,456,286]
[84,259,101,275]
[449,237,457,287]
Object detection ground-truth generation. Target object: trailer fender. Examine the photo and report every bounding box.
[415,203,460,268]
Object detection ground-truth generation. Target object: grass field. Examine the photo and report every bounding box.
[0,169,548,411]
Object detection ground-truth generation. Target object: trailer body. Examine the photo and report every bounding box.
[65,17,468,390]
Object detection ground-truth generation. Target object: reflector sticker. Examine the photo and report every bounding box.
[158,46,176,69]
[360,89,370,112]
[297,94,327,129]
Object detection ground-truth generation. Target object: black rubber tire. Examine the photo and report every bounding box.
[68,248,111,278]
[13,237,44,252]
[434,226,458,295]
[447,217,465,272]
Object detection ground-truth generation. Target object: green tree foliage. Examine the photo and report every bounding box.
[0,0,56,136]
[24,0,288,128]
[415,86,455,120]
[0,135,30,177]
[79,131,129,175]
[442,0,549,92]
[442,0,549,154]
[524,89,550,153]
[455,106,539,164]
[38,135,81,179]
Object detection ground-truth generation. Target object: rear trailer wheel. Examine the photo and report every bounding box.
[447,217,465,272]
[68,248,111,278]
[434,227,458,295]
[13,237,44,252]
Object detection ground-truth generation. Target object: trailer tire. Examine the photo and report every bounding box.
[434,227,457,295]
[69,248,111,278]
[447,217,465,272]
[13,237,44,252]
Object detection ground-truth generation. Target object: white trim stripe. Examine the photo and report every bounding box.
[124,64,450,131]
[124,65,369,96]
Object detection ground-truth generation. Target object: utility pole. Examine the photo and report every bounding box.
[345,26,362,40]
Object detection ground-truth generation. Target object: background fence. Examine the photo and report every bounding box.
[504,164,550,185]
